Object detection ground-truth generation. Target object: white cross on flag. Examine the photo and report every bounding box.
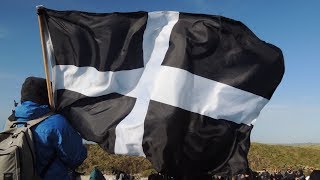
[38,7,284,177]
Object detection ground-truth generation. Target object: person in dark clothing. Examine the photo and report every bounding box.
[284,168,295,180]
[14,77,87,180]
[274,170,284,180]
[296,169,306,180]
[251,171,260,180]
[269,173,274,180]
[309,170,320,180]
[260,169,270,180]
[148,173,163,180]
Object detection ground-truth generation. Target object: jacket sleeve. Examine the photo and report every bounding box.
[52,115,87,169]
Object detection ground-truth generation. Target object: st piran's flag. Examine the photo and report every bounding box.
[38,7,284,176]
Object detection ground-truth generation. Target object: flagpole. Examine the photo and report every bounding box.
[37,14,54,110]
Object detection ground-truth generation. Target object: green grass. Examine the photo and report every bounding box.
[78,143,320,175]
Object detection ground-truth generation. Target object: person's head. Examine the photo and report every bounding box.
[21,76,49,105]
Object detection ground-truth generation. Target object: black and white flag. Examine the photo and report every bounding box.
[38,7,284,176]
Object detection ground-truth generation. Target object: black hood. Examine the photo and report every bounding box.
[21,76,49,105]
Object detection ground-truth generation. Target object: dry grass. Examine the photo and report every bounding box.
[78,144,154,176]
[78,143,320,176]
[248,143,320,174]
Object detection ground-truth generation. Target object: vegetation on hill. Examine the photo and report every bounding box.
[248,143,320,174]
[78,143,320,176]
[78,144,154,176]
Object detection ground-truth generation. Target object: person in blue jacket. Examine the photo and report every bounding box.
[14,76,87,180]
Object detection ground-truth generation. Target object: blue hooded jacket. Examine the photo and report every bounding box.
[15,101,87,180]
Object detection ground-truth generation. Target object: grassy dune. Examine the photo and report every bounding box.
[78,144,154,176]
[78,143,320,176]
[248,143,320,173]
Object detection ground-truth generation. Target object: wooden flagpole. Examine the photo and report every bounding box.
[37,14,54,110]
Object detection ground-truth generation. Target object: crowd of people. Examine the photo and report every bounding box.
[249,168,306,180]
[143,168,320,180]
[144,168,320,180]
[212,168,320,180]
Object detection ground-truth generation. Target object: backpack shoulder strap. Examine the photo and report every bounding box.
[8,112,55,129]
[27,112,55,128]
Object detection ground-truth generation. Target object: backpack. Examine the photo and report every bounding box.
[0,112,53,180]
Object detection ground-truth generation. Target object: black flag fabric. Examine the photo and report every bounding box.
[38,7,284,176]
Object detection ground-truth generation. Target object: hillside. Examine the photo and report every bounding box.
[78,143,320,176]
[248,143,320,172]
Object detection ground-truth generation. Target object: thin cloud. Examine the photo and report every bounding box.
[264,103,320,114]
[184,0,230,16]
[192,0,207,8]
[183,0,211,12]
[264,104,291,111]
[0,72,21,81]
[0,27,7,39]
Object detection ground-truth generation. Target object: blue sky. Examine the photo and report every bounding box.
[0,0,319,144]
